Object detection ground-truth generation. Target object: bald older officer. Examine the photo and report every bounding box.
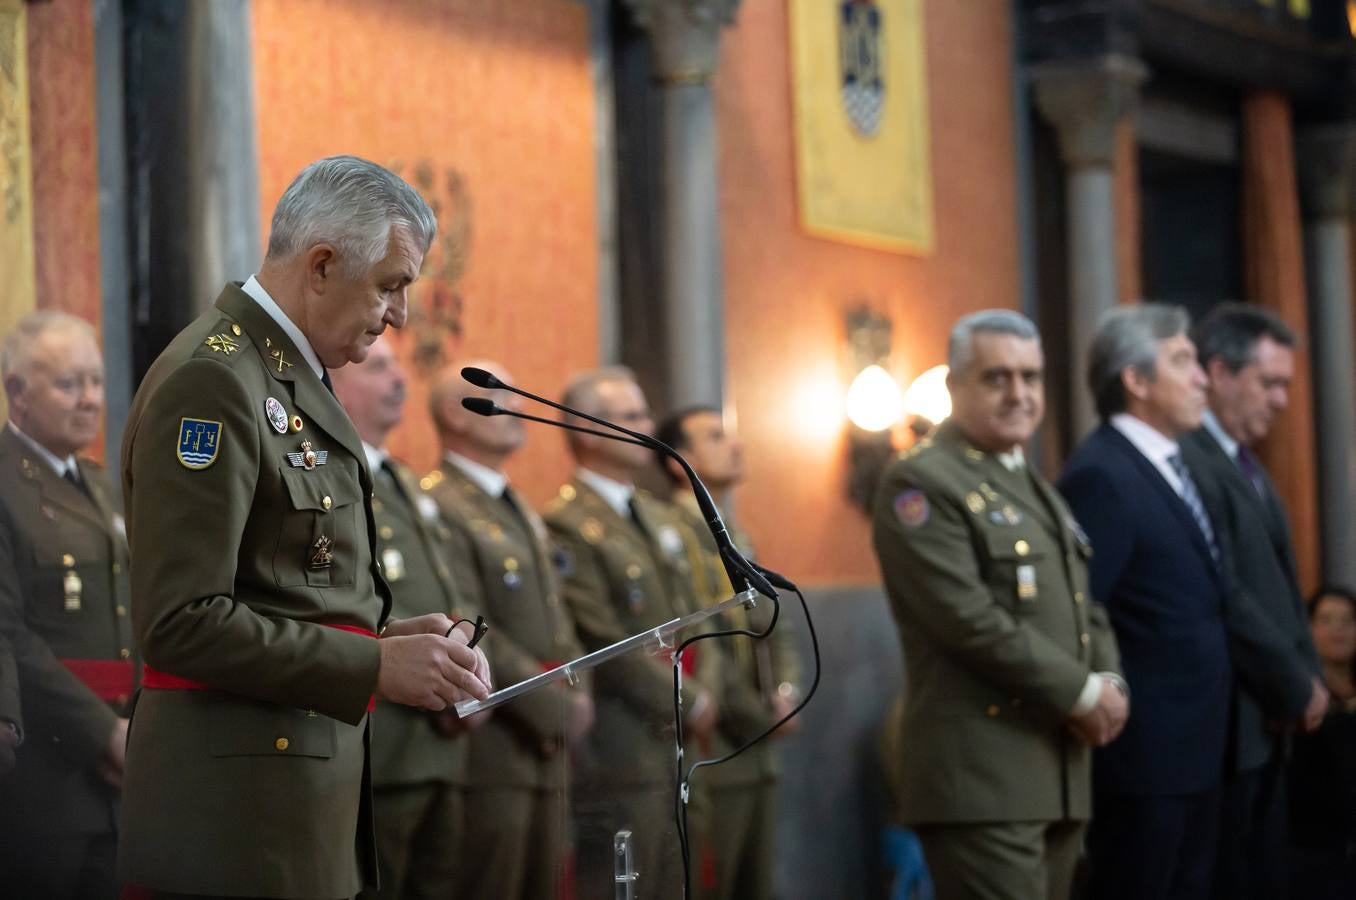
[0,311,133,899]
[871,310,1126,900]
[118,156,490,900]
[424,361,591,900]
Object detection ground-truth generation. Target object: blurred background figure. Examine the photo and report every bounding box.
[0,311,132,900]
[0,633,18,776]
[655,405,801,900]
[332,335,484,900]
[1288,585,1356,900]
[424,360,590,900]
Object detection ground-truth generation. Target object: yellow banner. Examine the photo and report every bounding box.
[0,0,35,418]
[790,0,933,253]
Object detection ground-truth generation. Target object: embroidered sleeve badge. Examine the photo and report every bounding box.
[894,488,930,528]
[177,418,222,470]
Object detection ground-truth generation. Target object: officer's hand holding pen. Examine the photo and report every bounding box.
[375,614,492,710]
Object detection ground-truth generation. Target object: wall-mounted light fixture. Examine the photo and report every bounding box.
[901,363,951,439]
[845,307,901,511]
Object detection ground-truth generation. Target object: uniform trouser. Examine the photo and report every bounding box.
[454,784,568,900]
[915,819,1084,900]
[694,779,778,900]
[0,829,118,900]
[1212,748,1287,900]
[359,781,463,900]
[1086,788,1220,900]
[575,785,682,900]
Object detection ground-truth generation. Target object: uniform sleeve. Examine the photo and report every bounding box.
[0,632,22,740]
[548,522,703,716]
[872,463,1090,720]
[126,358,379,725]
[0,507,114,766]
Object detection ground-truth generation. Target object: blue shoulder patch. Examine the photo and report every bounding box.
[177,418,222,470]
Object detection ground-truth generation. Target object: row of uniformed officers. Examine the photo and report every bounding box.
[0,316,800,899]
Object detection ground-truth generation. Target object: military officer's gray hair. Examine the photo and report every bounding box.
[1,311,98,387]
[1088,303,1190,419]
[561,366,640,418]
[265,155,437,278]
[947,309,1040,376]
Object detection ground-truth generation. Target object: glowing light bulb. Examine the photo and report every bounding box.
[845,364,903,432]
[902,364,952,425]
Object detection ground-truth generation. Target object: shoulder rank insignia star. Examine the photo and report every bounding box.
[204,333,240,355]
[177,418,223,470]
[286,440,328,470]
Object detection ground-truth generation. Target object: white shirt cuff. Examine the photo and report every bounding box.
[1070,672,1104,716]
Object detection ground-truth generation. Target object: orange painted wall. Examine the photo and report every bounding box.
[717,1,1020,586]
[251,0,598,506]
[26,0,101,326]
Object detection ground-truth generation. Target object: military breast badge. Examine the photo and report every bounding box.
[286,441,328,470]
[265,397,289,434]
[177,418,222,470]
[310,535,334,569]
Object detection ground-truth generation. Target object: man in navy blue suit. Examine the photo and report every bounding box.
[1058,304,1232,900]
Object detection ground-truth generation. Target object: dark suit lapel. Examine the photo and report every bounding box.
[1188,428,1297,583]
[1102,425,1217,568]
[215,285,368,475]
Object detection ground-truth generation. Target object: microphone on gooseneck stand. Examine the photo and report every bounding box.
[459,367,779,602]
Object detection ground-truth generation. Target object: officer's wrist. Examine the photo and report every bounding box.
[1100,671,1130,703]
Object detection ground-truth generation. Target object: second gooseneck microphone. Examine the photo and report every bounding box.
[460,367,777,601]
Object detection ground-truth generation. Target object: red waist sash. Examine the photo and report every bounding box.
[60,659,135,703]
[141,623,379,711]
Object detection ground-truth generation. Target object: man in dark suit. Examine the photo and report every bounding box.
[1059,304,1232,900]
[1179,304,1326,900]
[0,311,133,899]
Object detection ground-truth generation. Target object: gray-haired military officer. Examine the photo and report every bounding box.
[0,311,132,899]
[423,360,592,900]
[118,156,490,900]
[332,335,486,900]
[871,310,1126,900]
[655,406,801,900]
[0,632,19,775]
[544,366,720,898]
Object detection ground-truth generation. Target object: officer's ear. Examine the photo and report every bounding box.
[2,373,24,405]
[305,244,340,294]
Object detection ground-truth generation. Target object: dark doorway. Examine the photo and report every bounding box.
[1139,148,1242,321]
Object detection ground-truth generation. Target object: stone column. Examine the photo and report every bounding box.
[1297,124,1356,586]
[1032,55,1146,439]
[622,0,741,411]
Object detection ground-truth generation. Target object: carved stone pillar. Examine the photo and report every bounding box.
[1032,55,1147,439]
[622,0,741,411]
[1297,124,1356,586]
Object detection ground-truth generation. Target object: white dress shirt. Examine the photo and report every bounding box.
[7,422,78,478]
[444,450,508,499]
[576,468,634,518]
[241,275,325,380]
[1110,412,1186,498]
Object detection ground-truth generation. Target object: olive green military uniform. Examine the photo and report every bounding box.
[423,460,586,900]
[870,421,1120,900]
[0,425,134,899]
[544,477,719,900]
[118,284,392,899]
[0,631,19,773]
[362,456,475,900]
[671,493,798,900]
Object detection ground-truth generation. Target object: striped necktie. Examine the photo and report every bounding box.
[1167,453,1219,561]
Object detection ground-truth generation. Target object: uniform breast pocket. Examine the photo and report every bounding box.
[982,531,1047,611]
[207,692,336,759]
[274,468,362,589]
[30,532,106,621]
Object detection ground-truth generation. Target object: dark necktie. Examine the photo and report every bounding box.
[378,459,409,505]
[1167,453,1219,561]
[63,467,91,501]
[1235,445,1266,499]
[627,495,650,539]
[321,369,335,395]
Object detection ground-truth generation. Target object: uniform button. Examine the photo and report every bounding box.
[1079,633,1090,646]
[322,496,333,510]
[62,553,75,567]
[1074,592,1086,604]
[116,604,127,617]
[1014,540,1030,557]
[275,737,290,751]
[231,324,242,336]
[379,525,393,540]
[112,563,121,574]
[985,704,1000,717]
[119,648,130,659]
